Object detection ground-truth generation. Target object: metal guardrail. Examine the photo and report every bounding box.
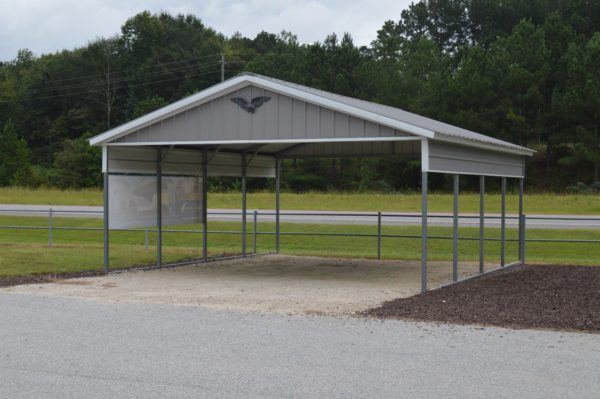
[1,208,599,259]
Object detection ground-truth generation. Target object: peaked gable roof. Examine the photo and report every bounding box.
[89,73,534,156]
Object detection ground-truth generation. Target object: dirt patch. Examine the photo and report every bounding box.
[0,271,103,288]
[1,255,480,316]
[54,280,94,286]
[363,265,600,332]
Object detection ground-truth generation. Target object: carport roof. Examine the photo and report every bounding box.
[89,72,534,156]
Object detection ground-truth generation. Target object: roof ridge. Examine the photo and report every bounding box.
[243,74,528,151]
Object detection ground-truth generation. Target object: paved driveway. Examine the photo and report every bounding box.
[1,293,598,398]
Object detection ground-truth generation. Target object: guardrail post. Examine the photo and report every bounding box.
[377,211,382,260]
[144,226,149,250]
[48,208,53,248]
[253,210,258,254]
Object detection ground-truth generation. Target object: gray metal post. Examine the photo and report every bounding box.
[241,153,247,256]
[479,175,485,274]
[452,174,459,282]
[253,210,258,254]
[500,176,506,267]
[421,172,428,293]
[202,149,208,261]
[521,215,526,265]
[377,211,382,260]
[103,169,109,273]
[518,178,524,264]
[156,148,162,268]
[48,208,53,248]
[275,158,281,253]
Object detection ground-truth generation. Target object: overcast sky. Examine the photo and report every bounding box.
[0,0,413,61]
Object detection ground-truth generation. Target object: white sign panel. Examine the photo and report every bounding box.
[108,174,203,230]
[161,175,203,227]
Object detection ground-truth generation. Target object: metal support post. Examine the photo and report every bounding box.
[156,147,162,268]
[253,210,258,254]
[103,170,109,273]
[421,172,428,293]
[48,208,53,248]
[202,148,208,261]
[479,175,485,274]
[518,178,524,264]
[452,174,459,282]
[377,211,382,260]
[500,176,506,267]
[144,226,149,250]
[241,153,247,256]
[521,215,526,265]
[275,158,281,253]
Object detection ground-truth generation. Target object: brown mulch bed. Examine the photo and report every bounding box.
[363,265,600,333]
[0,271,104,288]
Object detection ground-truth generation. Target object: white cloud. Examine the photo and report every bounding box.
[0,0,412,61]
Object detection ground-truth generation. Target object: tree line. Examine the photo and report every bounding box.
[0,0,599,192]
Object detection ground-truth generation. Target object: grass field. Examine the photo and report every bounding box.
[0,215,598,277]
[1,186,600,214]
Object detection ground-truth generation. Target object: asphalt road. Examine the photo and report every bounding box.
[1,204,599,229]
[0,293,598,398]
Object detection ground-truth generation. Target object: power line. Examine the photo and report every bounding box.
[6,56,232,97]
[0,64,223,103]
[0,50,295,103]
[13,50,241,89]
[1,50,288,98]
[0,60,223,101]
[7,60,223,97]
[2,51,244,98]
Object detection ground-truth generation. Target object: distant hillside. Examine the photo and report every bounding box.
[1,1,599,192]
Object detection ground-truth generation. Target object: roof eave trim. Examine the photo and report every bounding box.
[104,136,423,146]
[432,133,535,156]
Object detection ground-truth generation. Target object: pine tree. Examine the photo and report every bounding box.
[0,120,32,186]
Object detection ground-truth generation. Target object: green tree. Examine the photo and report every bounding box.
[51,132,102,188]
[0,119,32,186]
[553,34,600,183]
[132,95,168,118]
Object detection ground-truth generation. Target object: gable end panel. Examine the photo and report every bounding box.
[111,85,416,144]
[427,141,524,177]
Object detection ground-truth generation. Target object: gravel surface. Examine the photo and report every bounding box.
[1,293,599,398]
[364,265,600,332]
[1,255,480,316]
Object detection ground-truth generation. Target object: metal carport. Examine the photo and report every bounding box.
[89,72,534,292]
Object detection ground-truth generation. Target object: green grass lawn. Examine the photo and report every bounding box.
[1,186,599,214]
[0,215,598,277]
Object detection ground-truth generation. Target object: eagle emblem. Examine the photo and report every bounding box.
[230,96,271,113]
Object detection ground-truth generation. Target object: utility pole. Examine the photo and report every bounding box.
[106,61,111,129]
[221,53,225,82]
